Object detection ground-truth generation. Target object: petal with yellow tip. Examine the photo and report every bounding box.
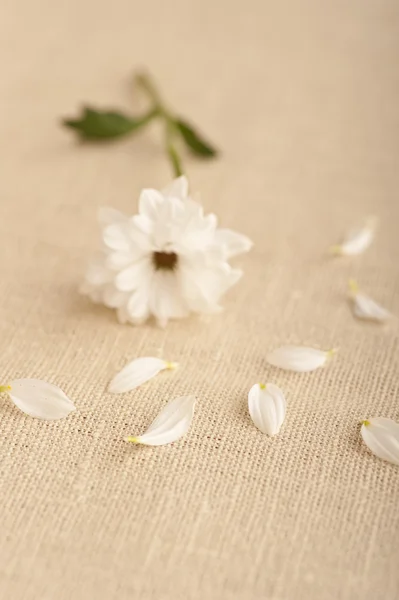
[4,379,76,420]
[349,280,391,322]
[127,395,196,446]
[248,383,286,436]
[361,417,399,466]
[108,357,178,394]
[330,217,376,256]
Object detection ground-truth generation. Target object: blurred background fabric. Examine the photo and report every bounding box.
[0,1,398,598]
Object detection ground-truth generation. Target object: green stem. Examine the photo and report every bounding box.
[136,72,184,177]
[165,120,184,177]
[135,72,170,118]
[137,107,159,127]
[167,143,183,177]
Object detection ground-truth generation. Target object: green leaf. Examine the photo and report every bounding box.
[62,107,154,140]
[175,118,218,158]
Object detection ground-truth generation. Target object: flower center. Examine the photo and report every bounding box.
[152,251,178,271]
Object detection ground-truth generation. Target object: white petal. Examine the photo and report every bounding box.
[331,217,376,256]
[353,294,391,321]
[132,214,154,236]
[180,259,242,313]
[126,220,153,253]
[127,395,196,446]
[248,383,286,436]
[108,357,177,394]
[114,257,152,292]
[103,223,132,252]
[177,213,218,252]
[214,228,253,258]
[106,250,140,270]
[138,189,165,221]
[98,207,126,225]
[349,281,391,322]
[85,254,112,286]
[126,286,151,324]
[7,379,75,420]
[79,281,103,303]
[266,346,336,372]
[150,271,189,327]
[162,176,189,199]
[102,285,127,309]
[151,197,187,248]
[361,418,399,466]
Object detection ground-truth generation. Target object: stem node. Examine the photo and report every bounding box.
[135,72,184,177]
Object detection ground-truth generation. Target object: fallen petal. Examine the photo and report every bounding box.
[108,357,178,393]
[330,217,376,256]
[6,379,76,420]
[248,383,286,436]
[127,395,196,446]
[361,418,399,466]
[349,280,391,322]
[266,346,336,372]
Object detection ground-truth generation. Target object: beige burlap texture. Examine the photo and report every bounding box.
[1,1,398,598]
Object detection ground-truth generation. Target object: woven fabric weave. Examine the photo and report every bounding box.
[1,1,398,598]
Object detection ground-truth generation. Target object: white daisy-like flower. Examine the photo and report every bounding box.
[81,176,253,326]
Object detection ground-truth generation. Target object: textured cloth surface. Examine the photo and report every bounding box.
[0,1,398,599]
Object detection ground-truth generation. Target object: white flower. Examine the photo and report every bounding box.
[126,395,196,446]
[266,346,336,372]
[330,217,376,256]
[349,280,391,322]
[81,176,253,326]
[248,383,286,436]
[109,357,178,393]
[0,379,76,420]
[361,418,399,466]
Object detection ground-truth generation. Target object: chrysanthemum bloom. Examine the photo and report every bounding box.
[81,176,252,326]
